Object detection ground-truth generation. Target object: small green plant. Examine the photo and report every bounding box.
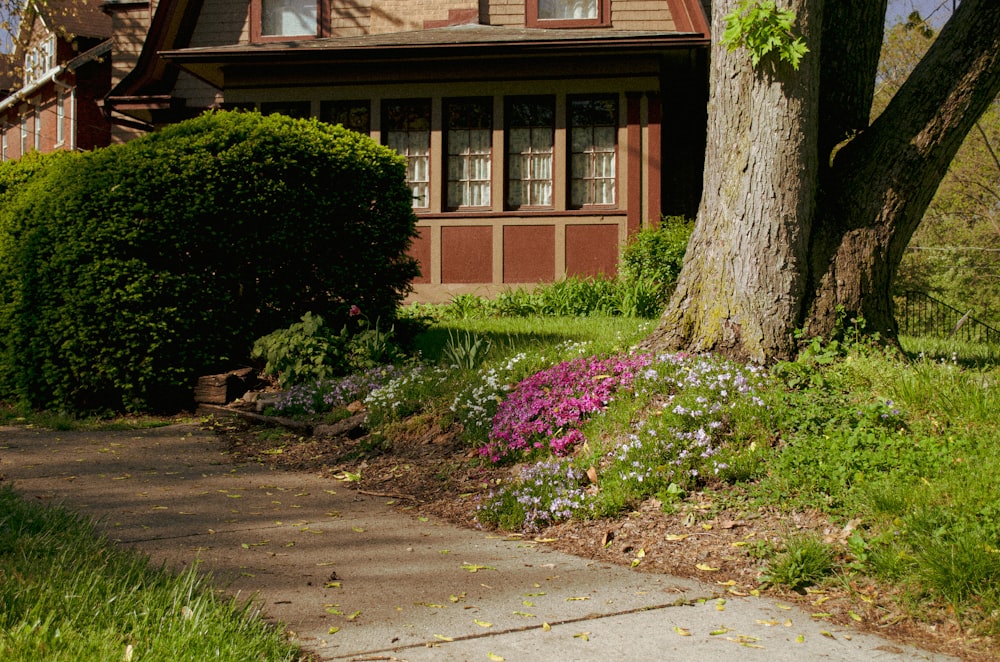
[763,533,836,591]
[252,312,348,388]
[721,0,810,70]
[441,329,492,370]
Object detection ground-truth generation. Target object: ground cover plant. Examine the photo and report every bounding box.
[227,302,1000,654]
[0,485,301,662]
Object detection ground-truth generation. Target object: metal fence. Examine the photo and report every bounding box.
[898,290,1000,346]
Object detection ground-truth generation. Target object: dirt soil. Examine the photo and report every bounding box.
[217,412,997,661]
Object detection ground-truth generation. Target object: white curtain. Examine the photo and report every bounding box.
[262,0,316,36]
[538,0,598,20]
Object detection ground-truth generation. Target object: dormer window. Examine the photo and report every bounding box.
[527,0,609,28]
[252,0,318,40]
[24,35,56,85]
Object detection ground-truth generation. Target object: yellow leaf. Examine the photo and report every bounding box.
[702,523,713,530]
[542,622,551,631]
[434,634,454,642]
[755,619,779,626]
[513,611,535,618]
[566,596,590,602]
[523,600,534,607]
[327,626,340,635]
[795,634,805,643]
[811,612,833,619]
[673,626,691,636]
[696,563,719,572]
[534,537,557,543]
[346,610,361,620]
[487,654,505,662]
[352,526,365,533]
[776,603,792,610]
[574,632,590,641]
[324,581,341,589]
[820,630,835,639]
[475,619,493,628]
[462,563,497,573]
[665,534,689,541]
[709,628,730,636]
[849,610,863,622]
[716,580,736,586]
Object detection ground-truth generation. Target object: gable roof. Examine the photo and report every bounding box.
[28,0,111,41]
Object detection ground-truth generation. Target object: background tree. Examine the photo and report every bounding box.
[642,0,1000,361]
[884,13,1000,327]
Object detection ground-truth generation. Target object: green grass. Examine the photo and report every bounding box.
[0,486,301,661]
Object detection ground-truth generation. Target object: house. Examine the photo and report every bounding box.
[113,1,713,302]
[0,0,113,160]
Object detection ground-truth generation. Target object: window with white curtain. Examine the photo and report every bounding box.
[538,0,598,20]
[384,99,432,209]
[569,96,617,207]
[507,97,554,208]
[446,99,492,209]
[261,0,316,37]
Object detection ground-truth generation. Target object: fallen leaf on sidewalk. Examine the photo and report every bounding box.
[462,563,497,572]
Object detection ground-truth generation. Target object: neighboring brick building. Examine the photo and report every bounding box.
[0,0,113,160]
[111,1,712,301]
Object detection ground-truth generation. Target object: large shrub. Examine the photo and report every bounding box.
[0,111,419,412]
[619,215,693,290]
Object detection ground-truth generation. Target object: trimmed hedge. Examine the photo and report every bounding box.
[0,111,419,412]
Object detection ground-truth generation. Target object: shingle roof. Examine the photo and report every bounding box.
[172,23,703,56]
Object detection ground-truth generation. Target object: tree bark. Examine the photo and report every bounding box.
[644,0,1000,361]
[641,0,821,361]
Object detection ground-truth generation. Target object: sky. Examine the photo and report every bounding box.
[887,0,956,26]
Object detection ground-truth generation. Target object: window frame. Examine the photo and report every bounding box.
[526,0,611,28]
[250,0,321,42]
[383,98,433,211]
[444,97,494,211]
[567,94,619,209]
[505,95,555,211]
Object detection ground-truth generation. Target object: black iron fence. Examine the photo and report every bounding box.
[898,290,1000,346]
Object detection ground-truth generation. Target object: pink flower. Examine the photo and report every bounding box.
[349,305,362,317]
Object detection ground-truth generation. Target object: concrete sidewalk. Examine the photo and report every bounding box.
[0,423,953,661]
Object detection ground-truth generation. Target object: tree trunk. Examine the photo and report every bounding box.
[641,0,821,361]
[805,0,1000,339]
[644,0,1000,361]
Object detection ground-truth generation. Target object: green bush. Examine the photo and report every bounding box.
[0,111,419,412]
[252,311,405,388]
[619,215,693,290]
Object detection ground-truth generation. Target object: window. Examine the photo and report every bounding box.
[20,112,28,155]
[321,100,370,134]
[506,96,554,209]
[384,100,431,209]
[527,0,609,27]
[24,36,56,85]
[33,108,40,151]
[445,99,492,209]
[258,0,317,38]
[56,93,65,146]
[569,96,617,207]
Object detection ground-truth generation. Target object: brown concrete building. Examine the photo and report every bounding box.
[111,1,712,301]
[0,0,113,160]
